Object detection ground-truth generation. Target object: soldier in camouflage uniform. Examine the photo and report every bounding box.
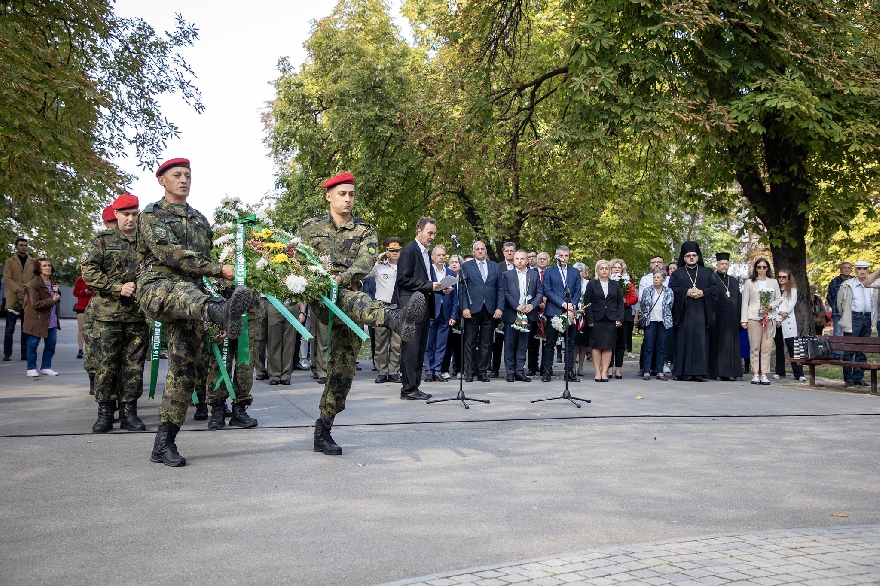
[298,173,427,455]
[81,194,149,433]
[136,158,253,467]
[204,294,265,430]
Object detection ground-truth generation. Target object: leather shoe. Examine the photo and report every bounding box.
[488,371,500,378]
[317,377,326,384]
[565,371,580,382]
[389,374,402,383]
[526,369,535,377]
[433,374,447,382]
[464,374,474,382]
[280,380,290,385]
[506,375,515,382]
[400,389,432,400]
[541,373,552,382]
[479,374,491,382]
[375,375,388,383]
[515,373,531,382]
[255,373,268,381]
[269,380,280,386]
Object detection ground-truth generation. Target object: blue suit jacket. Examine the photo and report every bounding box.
[432,266,459,321]
[500,268,543,323]
[542,264,582,317]
[459,258,502,314]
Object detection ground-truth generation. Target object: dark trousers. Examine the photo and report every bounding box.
[503,322,529,375]
[4,310,27,359]
[642,321,669,376]
[425,317,450,375]
[614,320,634,367]
[527,320,542,373]
[543,321,575,375]
[463,308,493,375]
[774,328,804,379]
[491,322,504,373]
[442,329,460,374]
[843,314,872,383]
[400,315,430,392]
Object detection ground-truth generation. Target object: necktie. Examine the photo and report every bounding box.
[480,261,487,282]
[540,269,544,283]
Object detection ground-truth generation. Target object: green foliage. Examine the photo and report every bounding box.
[807,211,880,295]
[0,0,202,261]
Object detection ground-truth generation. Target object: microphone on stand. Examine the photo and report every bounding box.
[451,234,461,248]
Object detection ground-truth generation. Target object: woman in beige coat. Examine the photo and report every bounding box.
[740,258,782,385]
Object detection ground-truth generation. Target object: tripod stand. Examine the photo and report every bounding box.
[532,286,591,408]
[428,242,490,410]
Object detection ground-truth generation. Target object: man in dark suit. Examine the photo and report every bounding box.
[541,245,582,382]
[500,250,542,382]
[425,245,458,381]
[396,217,453,400]
[460,240,502,382]
[489,241,516,377]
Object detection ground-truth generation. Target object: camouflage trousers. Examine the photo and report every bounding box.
[136,278,210,324]
[81,307,98,375]
[205,304,265,405]
[312,289,386,420]
[92,320,148,403]
[159,319,209,427]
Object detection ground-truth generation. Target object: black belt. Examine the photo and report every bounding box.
[852,311,872,316]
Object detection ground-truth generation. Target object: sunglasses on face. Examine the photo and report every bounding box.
[757,265,769,269]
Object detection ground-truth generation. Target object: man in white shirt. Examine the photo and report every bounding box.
[371,238,404,383]
[838,260,880,386]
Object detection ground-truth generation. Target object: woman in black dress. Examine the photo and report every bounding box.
[582,260,624,381]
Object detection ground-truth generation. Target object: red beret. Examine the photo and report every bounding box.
[101,206,116,223]
[155,157,191,177]
[113,193,139,210]
[321,172,355,189]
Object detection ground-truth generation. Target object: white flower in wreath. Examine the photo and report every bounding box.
[218,245,234,263]
[255,258,269,270]
[285,275,309,295]
[213,233,235,247]
[551,315,566,333]
[525,294,533,301]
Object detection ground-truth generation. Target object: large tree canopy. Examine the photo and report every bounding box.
[0,0,202,257]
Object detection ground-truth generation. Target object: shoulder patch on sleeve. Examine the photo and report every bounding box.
[154,226,168,239]
[80,251,89,263]
[144,202,155,213]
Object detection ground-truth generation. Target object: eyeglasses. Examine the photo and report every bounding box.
[778,276,788,280]
[684,253,698,258]
[757,265,769,270]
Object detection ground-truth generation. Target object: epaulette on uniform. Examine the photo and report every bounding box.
[143,202,156,213]
[301,216,324,229]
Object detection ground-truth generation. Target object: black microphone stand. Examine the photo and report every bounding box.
[428,242,489,410]
[532,279,591,408]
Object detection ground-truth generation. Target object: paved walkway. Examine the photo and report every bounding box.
[386,526,880,585]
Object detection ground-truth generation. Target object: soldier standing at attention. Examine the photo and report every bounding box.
[81,194,149,433]
[136,158,252,467]
[82,205,118,397]
[298,172,426,455]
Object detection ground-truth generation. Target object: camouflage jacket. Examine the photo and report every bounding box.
[296,215,378,291]
[80,227,145,322]
[136,198,223,286]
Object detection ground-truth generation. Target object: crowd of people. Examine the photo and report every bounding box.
[4,164,880,465]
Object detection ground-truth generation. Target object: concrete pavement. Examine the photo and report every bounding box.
[1,319,879,585]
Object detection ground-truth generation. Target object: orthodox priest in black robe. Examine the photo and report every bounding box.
[670,241,718,381]
[708,252,743,380]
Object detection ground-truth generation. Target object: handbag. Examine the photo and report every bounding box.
[795,336,833,360]
[637,290,661,329]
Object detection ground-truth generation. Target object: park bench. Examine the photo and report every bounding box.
[790,335,880,395]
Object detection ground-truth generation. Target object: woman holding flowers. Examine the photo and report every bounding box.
[609,258,638,378]
[582,260,624,382]
[740,257,781,385]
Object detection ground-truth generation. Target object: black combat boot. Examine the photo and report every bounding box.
[193,393,208,420]
[119,401,146,431]
[207,399,225,430]
[150,423,186,467]
[383,292,427,342]
[229,402,258,428]
[205,286,253,339]
[88,373,95,395]
[313,417,342,455]
[92,401,113,433]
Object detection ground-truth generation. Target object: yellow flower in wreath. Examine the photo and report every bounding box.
[252,228,274,240]
[264,242,285,252]
[272,253,290,264]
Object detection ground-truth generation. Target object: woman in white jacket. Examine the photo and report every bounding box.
[773,269,806,381]
[740,258,782,385]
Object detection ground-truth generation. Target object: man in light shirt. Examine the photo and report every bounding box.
[371,237,405,384]
[837,260,880,386]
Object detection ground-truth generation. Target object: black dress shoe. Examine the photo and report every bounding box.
[515,373,531,382]
[565,372,580,382]
[541,373,552,382]
[317,377,327,384]
[269,380,280,385]
[488,371,500,378]
[433,375,448,382]
[479,374,491,382]
[506,375,515,382]
[255,373,268,381]
[464,374,474,382]
[312,372,319,379]
[389,374,402,383]
[375,375,388,383]
[280,380,291,385]
[400,389,432,400]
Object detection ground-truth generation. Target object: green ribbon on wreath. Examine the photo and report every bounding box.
[148,321,162,399]
[234,218,252,365]
[210,341,236,400]
[264,294,313,341]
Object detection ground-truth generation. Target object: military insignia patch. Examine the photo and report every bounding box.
[154,227,167,238]
[80,252,89,263]
[382,274,388,280]
[367,246,376,254]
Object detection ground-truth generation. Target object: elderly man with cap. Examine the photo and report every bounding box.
[136,158,253,467]
[297,173,425,455]
[81,194,149,432]
[370,236,405,384]
[669,241,718,381]
[837,260,880,387]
